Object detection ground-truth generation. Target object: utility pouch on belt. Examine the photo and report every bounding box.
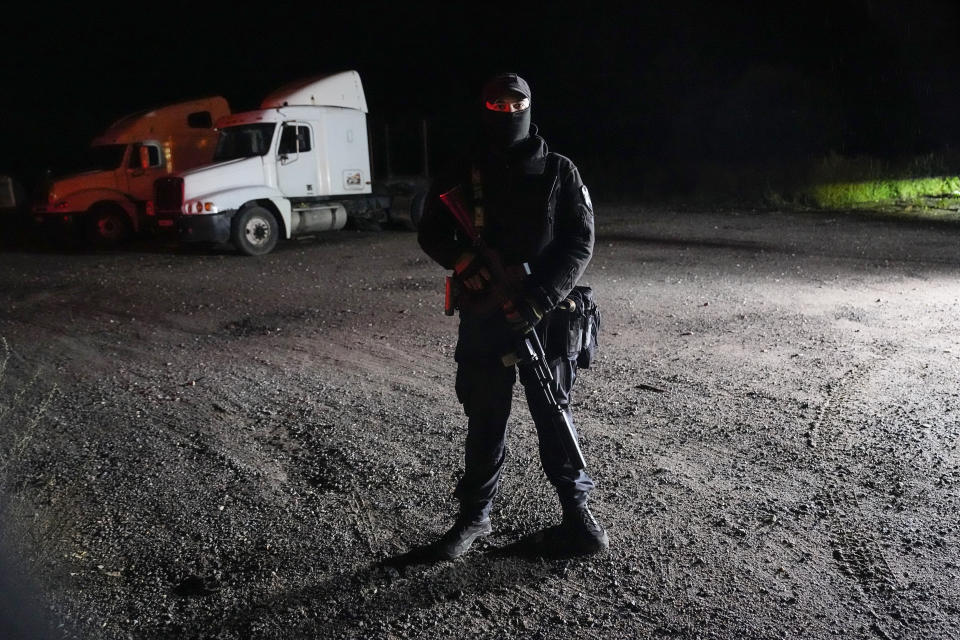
[547,285,601,368]
[576,286,601,368]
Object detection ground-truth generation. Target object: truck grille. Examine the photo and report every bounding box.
[155,177,184,213]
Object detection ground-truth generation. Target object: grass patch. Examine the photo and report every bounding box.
[583,150,960,218]
[803,176,960,209]
[794,152,960,212]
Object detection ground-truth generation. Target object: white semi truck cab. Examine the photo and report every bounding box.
[34,97,230,244]
[163,71,420,255]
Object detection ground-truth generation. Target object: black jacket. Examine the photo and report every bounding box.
[418,128,595,361]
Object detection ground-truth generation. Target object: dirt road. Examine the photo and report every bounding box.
[1,205,958,639]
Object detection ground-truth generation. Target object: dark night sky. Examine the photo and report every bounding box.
[2,1,959,191]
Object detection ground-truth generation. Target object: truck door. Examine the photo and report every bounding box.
[124,142,165,202]
[276,122,318,198]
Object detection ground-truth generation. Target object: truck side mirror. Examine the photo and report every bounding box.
[139,145,151,169]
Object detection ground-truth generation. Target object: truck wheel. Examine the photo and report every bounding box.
[86,205,132,246]
[408,190,426,230]
[232,205,278,256]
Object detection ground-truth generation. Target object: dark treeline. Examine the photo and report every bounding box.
[1,1,958,198]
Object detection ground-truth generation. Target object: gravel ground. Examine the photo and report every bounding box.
[1,205,959,639]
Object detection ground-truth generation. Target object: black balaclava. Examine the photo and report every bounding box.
[480,73,532,150]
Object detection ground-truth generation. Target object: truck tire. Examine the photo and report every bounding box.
[408,191,426,231]
[232,205,278,256]
[86,204,132,246]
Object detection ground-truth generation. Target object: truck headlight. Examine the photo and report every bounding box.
[183,200,218,214]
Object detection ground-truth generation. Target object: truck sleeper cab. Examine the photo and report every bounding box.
[34,97,230,245]
[165,71,392,255]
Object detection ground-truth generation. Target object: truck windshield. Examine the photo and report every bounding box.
[57,144,128,175]
[213,124,276,162]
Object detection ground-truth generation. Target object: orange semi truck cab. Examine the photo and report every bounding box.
[34,97,230,245]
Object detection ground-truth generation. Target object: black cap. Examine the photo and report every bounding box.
[481,73,531,103]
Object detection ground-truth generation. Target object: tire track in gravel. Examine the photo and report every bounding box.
[808,353,922,639]
[350,492,382,557]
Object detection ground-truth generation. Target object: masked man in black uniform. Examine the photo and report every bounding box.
[417,73,607,559]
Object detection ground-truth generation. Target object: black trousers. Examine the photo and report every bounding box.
[453,355,595,521]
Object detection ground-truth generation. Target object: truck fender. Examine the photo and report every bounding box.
[64,189,139,231]
[194,186,292,238]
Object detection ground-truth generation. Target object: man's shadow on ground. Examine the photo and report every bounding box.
[381,525,582,571]
[160,527,589,638]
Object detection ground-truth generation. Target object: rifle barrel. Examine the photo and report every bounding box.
[525,331,587,471]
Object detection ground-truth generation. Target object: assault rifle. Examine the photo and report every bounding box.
[439,186,588,471]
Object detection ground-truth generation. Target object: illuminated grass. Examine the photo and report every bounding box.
[804,176,960,209]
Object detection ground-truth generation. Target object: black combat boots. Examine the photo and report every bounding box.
[433,516,492,560]
[560,503,609,554]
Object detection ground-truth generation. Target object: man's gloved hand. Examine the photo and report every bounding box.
[454,251,491,292]
[502,296,544,334]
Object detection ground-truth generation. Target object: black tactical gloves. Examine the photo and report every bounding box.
[502,296,544,334]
